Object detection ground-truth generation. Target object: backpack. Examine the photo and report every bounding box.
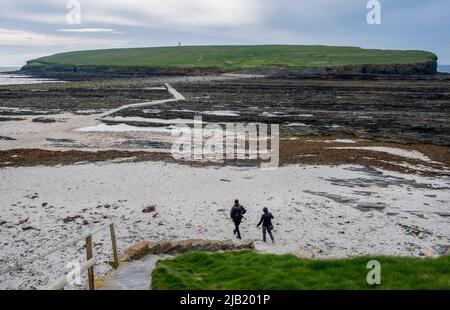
[231,205,245,220]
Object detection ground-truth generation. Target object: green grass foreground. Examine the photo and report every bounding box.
[151,251,450,290]
[26,45,435,71]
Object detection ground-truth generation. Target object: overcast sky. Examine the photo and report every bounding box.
[1,0,449,66]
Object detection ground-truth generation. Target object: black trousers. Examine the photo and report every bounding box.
[233,219,242,239]
[262,225,274,242]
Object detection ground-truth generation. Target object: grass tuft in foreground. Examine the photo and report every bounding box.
[151,251,450,290]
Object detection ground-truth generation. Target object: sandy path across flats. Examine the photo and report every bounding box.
[0,83,185,151]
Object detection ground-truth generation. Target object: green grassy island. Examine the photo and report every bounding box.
[22,45,438,76]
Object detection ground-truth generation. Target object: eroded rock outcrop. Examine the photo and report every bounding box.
[122,239,255,262]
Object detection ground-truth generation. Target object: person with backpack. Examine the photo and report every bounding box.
[257,207,275,243]
[230,199,246,239]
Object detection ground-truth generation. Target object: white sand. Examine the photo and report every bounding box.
[0,161,449,289]
[329,147,435,163]
[328,139,357,144]
[287,123,310,127]
[201,111,240,117]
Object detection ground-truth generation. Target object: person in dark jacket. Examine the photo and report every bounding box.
[257,207,275,243]
[230,199,246,239]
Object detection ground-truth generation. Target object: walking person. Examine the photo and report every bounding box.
[257,207,275,243]
[230,199,246,239]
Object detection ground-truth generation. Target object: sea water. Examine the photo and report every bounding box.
[0,66,62,85]
[438,65,450,73]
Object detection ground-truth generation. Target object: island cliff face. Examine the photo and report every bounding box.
[20,64,223,78]
[237,60,438,77]
[19,63,438,78]
[327,60,438,75]
[20,60,438,78]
